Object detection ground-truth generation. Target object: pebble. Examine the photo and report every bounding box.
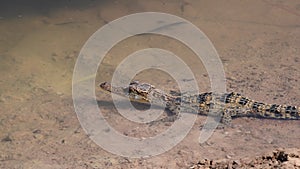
[233,160,241,166]
[266,138,274,144]
[226,155,232,159]
[33,134,44,140]
[203,141,213,146]
[32,129,41,134]
[244,130,251,134]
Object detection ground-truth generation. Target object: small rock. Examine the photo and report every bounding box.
[32,129,41,134]
[226,154,232,159]
[197,159,209,165]
[33,134,44,140]
[244,130,251,134]
[266,138,274,144]
[232,160,241,166]
[1,136,12,142]
[205,141,213,146]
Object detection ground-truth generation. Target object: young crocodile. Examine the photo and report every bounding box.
[99,81,300,124]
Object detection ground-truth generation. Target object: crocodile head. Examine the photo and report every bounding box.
[99,81,155,103]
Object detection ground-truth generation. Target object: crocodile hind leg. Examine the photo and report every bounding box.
[220,106,252,126]
[199,109,232,129]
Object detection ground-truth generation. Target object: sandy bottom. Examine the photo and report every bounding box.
[0,0,299,168]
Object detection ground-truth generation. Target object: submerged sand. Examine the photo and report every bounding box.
[0,0,299,168]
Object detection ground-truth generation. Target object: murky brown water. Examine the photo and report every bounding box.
[0,0,299,168]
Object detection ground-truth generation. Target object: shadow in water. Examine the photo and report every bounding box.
[97,99,156,111]
[97,99,182,117]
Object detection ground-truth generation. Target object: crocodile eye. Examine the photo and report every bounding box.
[137,83,152,92]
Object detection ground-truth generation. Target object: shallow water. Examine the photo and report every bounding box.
[0,0,299,168]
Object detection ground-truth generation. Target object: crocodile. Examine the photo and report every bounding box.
[99,81,300,124]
